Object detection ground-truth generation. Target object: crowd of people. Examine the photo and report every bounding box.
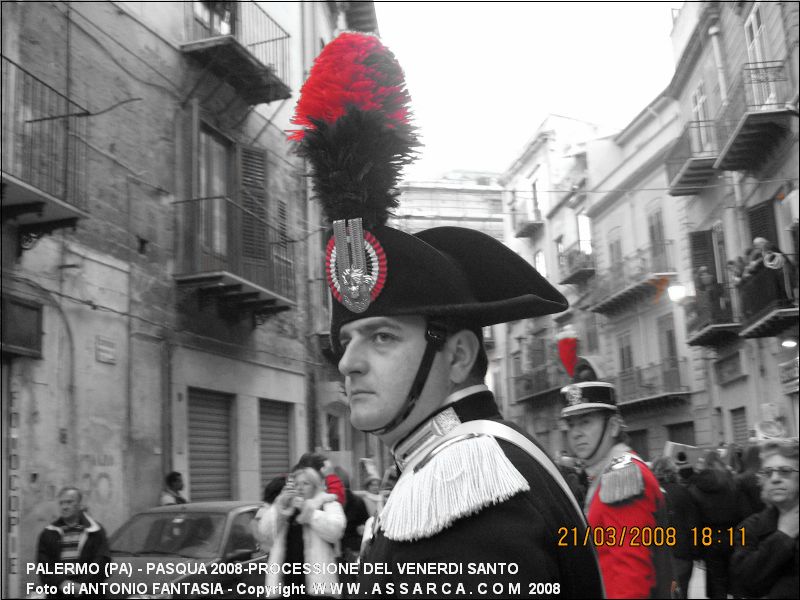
[648,441,799,599]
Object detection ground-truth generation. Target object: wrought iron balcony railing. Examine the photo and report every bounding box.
[514,363,571,400]
[558,239,595,285]
[616,358,690,404]
[686,282,736,332]
[176,195,296,302]
[715,59,794,171]
[737,262,798,338]
[591,241,677,313]
[685,282,740,346]
[509,190,544,238]
[1,56,88,216]
[184,1,291,105]
[665,121,719,196]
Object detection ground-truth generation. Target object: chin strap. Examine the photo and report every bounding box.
[363,322,448,436]
[584,414,612,464]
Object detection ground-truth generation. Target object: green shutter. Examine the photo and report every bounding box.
[747,200,778,246]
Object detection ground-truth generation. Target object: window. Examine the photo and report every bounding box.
[534,251,547,278]
[194,1,233,36]
[512,350,522,377]
[327,413,341,451]
[648,209,667,271]
[745,3,774,106]
[583,313,599,353]
[667,422,696,446]
[198,127,230,257]
[691,82,710,150]
[608,230,623,275]
[628,430,650,461]
[617,332,633,371]
[577,213,592,254]
[531,181,540,217]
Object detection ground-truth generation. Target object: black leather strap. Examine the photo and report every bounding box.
[364,322,448,436]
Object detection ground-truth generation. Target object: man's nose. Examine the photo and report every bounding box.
[338,340,366,376]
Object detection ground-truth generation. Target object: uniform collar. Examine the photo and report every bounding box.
[392,385,498,471]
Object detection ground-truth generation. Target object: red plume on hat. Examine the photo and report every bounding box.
[289,32,420,230]
[557,324,579,377]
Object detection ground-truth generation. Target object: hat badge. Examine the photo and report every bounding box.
[565,385,583,406]
[327,218,387,313]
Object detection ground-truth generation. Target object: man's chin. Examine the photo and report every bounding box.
[350,412,386,433]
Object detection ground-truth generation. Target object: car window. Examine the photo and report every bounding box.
[224,510,258,557]
[110,512,225,558]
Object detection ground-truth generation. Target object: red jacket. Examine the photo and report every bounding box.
[325,473,346,505]
[587,453,665,599]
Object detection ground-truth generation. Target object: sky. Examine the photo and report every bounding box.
[373,2,683,181]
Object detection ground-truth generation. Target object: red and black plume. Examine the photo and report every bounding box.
[289,32,420,229]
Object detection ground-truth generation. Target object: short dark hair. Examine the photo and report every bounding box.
[263,475,287,503]
[294,452,326,474]
[439,319,488,381]
[165,471,182,487]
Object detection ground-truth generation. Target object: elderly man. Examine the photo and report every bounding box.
[36,487,110,598]
[290,31,604,598]
[561,382,671,598]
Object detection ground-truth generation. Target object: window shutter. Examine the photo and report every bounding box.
[689,229,717,281]
[239,146,268,260]
[747,200,778,245]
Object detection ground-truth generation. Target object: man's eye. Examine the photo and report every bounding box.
[373,332,396,344]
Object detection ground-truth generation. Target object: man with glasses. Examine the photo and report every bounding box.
[731,438,799,599]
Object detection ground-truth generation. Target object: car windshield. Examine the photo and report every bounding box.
[110,512,226,559]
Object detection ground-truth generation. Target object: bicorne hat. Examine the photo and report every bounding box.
[559,381,618,418]
[289,32,567,349]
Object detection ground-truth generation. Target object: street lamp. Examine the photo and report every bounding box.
[781,336,798,349]
[667,284,687,302]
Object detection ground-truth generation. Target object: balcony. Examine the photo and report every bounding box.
[174,196,296,321]
[182,1,291,106]
[685,283,740,347]
[514,364,571,403]
[510,191,544,238]
[558,240,595,285]
[666,121,719,196]
[737,264,798,339]
[590,242,677,315]
[1,57,89,236]
[616,358,691,408]
[715,60,794,172]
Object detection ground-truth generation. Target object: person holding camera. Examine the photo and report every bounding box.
[256,467,346,597]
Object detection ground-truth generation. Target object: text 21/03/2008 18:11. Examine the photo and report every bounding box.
[557,526,677,547]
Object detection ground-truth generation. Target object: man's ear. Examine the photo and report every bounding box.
[445,329,480,384]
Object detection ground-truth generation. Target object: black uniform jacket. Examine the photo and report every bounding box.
[358,391,604,598]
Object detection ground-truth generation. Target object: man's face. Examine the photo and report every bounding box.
[760,453,799,509]
[338,315,450,438]
[59,490,82,522]
[173,476,184,492]
[565,411,614,464]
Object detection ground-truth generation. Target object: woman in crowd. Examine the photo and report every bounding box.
[689,449,741,598]
[361,475,384,518]
[653,456,698,600]
[731,438,799,599]
[256,467,346,598]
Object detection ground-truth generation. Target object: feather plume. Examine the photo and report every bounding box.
[289,32,419,229]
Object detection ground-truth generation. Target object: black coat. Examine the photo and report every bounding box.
[358,392,604,598]
[661,481,700,560]
[731,505,799,599]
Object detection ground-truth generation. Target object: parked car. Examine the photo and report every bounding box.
[106,501,270,599]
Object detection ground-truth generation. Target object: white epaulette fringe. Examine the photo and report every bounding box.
[380,433,529,542]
